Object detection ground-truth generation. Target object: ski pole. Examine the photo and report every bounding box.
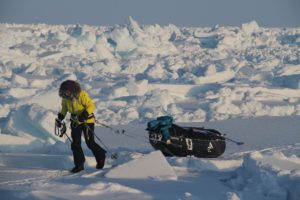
[190,127,244,146]
[70,118,118,159]
[84,123,118,159]
[64,132,72,143]
[97,120,149,143]
[95,120,126,134]
[223,136,244,145]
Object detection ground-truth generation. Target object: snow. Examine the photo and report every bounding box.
[225,151,300,200]
[0,18,300,199]
[105,151,177,180]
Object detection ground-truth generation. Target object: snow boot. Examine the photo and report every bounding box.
[71,165,84,173]
[96,158,105,169]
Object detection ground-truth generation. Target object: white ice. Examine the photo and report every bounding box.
[0,18,300,200]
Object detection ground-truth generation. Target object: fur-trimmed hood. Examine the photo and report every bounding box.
[59,80,81,99]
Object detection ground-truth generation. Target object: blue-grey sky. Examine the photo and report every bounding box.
[1,0,299,27]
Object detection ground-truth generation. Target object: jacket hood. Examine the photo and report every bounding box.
[59,80,81,99]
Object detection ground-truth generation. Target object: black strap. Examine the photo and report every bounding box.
[71,113,95,119]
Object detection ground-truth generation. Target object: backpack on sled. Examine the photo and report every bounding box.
[146,116,226,158]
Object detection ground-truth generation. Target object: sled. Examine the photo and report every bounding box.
[146,116,226,158]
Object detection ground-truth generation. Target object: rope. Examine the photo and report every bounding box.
[177,126,243,145]
[95,120,125,134]
[70,118,118,159]
[95,120,149,144]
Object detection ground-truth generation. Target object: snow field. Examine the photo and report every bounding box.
[0,17,300,199]
[1,18,300,125]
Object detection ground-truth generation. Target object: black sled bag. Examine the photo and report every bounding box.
[147,117,226,158]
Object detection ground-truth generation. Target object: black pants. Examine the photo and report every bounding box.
[71,123,106,167]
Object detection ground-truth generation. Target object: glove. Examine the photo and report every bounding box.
[58,113,65,121]
[77,110,89,122]
[59,123,67,137]
[55,118,62,128]
[55,113,65,128]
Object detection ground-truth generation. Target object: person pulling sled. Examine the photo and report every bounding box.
[55,80,106,173]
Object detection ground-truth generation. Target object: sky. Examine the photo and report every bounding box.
[0,0,300,27]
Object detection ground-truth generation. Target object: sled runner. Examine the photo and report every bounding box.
[146,116,226,158]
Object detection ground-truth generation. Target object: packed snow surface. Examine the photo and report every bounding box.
[0,18,300,199]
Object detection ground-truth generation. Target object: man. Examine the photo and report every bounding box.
[55,80,106,173]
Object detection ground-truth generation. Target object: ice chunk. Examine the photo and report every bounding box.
[142,89,175,110]
[109,27,137,52]
[226,151,300,200]
[3,104,60,141]
[126,78,149,96]
[94,36,115,60]
[241,21,260,35]
[67,24,83,37]
[110,87,129,98]
[125,16,145,38]
[194,70,235,85]
[8,88,37,98]
[11,74,28,87]
[105,151,177,180]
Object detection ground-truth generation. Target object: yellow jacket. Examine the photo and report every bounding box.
[60,90,95,124]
